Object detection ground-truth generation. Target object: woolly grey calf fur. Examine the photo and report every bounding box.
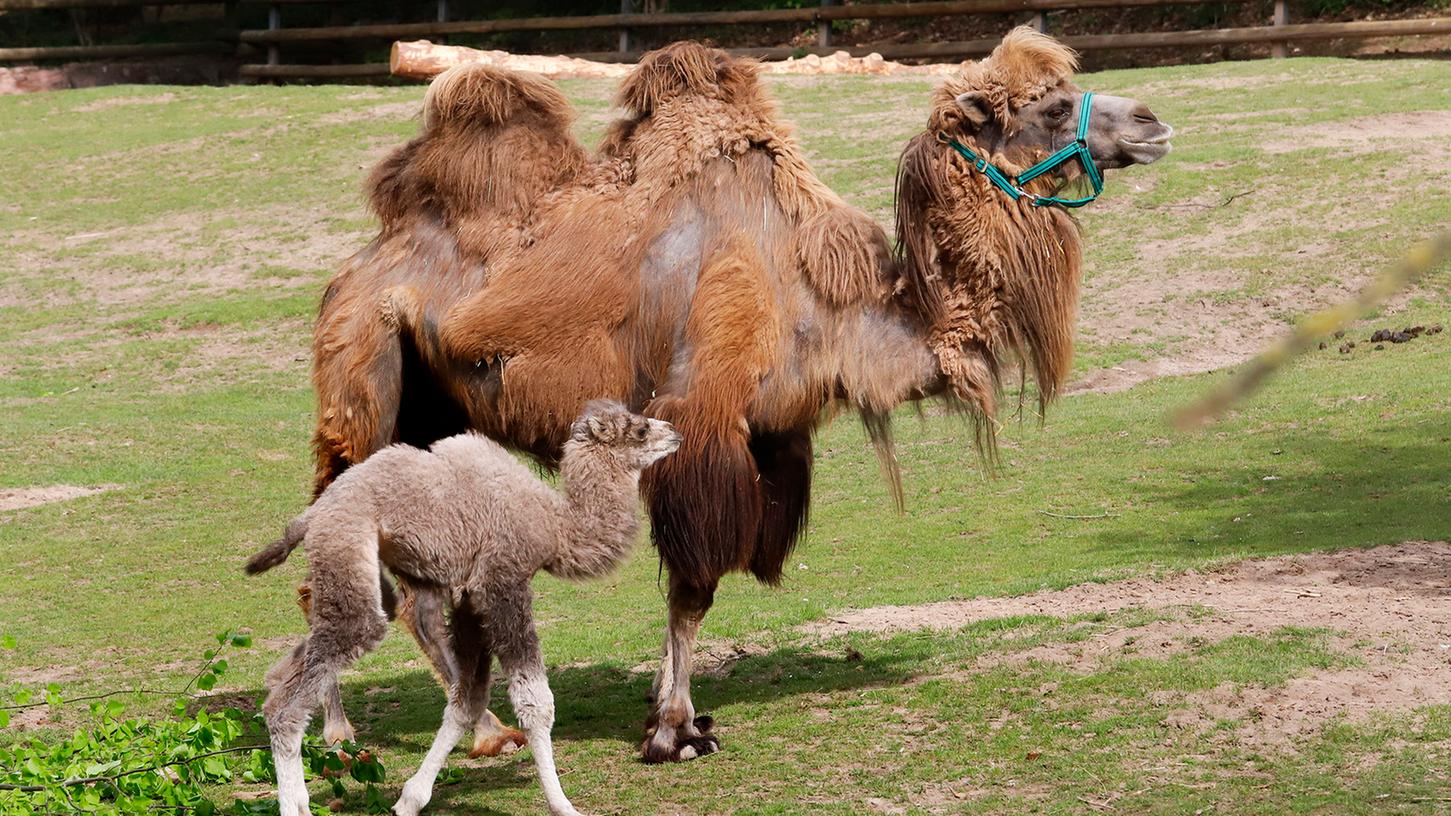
[248,401,681,816]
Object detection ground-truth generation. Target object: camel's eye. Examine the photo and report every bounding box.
[1049,102,1072,121]
[630,424,648,442]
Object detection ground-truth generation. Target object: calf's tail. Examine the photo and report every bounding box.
[245,515,309,575]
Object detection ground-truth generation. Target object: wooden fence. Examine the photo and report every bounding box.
[2,0,1449,81]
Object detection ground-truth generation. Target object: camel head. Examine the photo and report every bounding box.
[929,27,1172,197]
[568,400,683,471]
[894,28,1175,441]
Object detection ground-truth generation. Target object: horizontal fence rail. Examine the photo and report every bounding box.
[556,15,1451,62]
[237,0,1240,45]
[0,40,233,61]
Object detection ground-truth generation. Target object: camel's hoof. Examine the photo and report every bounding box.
[322,718,356,748]
[641,725,719,760]
[468,726,527,758]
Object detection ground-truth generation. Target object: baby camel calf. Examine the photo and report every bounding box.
[246,401,681,816]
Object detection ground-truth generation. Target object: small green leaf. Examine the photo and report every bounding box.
[196,673,217,692]
[435,766,463,785]
[230,634,253,648]
[0,634,15,650]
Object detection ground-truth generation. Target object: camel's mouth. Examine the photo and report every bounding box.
[1118,125,1174,165]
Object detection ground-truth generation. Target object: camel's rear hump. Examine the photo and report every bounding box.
[368,63,590,230]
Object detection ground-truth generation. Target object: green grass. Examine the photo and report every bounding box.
[2,56,1450,814]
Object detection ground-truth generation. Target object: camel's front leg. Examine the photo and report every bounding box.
[643,574,719,763]
[448,601,527,757]
[391,699,468,816]
[486,589,583,816]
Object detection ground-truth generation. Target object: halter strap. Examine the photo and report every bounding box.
[940,91,1104,209]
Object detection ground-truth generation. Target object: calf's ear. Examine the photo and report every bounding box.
[586,415,617,443]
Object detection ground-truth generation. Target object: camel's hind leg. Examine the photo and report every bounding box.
[263,539,388,816]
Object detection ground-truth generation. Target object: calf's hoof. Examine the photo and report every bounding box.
[391,779,432,816]
[469,726,527,758]
[322,720,356,748]
[391,797,424,816]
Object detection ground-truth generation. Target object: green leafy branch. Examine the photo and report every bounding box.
[0,631,387,815]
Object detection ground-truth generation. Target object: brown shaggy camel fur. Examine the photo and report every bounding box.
[294,28,1172,765]
[249,402,680,816]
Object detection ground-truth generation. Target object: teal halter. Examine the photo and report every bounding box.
[941,91,1104,209]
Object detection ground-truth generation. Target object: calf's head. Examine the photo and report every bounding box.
[569,401,682,470]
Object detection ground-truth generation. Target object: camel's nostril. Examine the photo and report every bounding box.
[1132,105,1159,125]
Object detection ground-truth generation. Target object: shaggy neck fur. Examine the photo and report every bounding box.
[546,442,644,580]
[899,136,1081,418]
[895,28,1084,439]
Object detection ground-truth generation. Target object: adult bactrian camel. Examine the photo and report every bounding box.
[298,28,1173,764]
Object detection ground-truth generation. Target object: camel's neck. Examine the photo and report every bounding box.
[893,130,1083,419]
[546,452,643,580]
[843,299,946,409]
[932,173,1082,410]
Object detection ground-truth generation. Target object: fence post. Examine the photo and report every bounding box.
[1032,11,1049,33]
[818,0,837,48]
[618,0,634,56]
[436,0,448,45]
[1272,0,1289,58]
[266,2,279,66]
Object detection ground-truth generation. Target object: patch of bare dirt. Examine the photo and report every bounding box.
[0,484,117,513]
[153,323,311,393]
[316,100,422,126]
[1068,180,1434,395]
[808,541,1451,747]
[72,93,177,113]
[5,203,371,324]
[1261,110,1451,154]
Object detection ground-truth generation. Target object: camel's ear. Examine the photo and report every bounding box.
[954,91,993,131]
[585,415,618,443]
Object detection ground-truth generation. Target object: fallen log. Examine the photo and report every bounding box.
[388,39,959,81]
[390,41,630,81]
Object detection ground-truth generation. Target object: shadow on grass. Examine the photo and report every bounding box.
[336,641,918,753]
[1085,422,1451,563]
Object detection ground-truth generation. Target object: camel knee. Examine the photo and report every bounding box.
[508,671,555,731]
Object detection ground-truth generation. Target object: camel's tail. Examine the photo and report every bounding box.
[244,515,309,575]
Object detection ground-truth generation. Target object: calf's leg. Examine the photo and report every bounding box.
[450,602,526,757]
[263,551,387,816]
[482,590,581,816]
